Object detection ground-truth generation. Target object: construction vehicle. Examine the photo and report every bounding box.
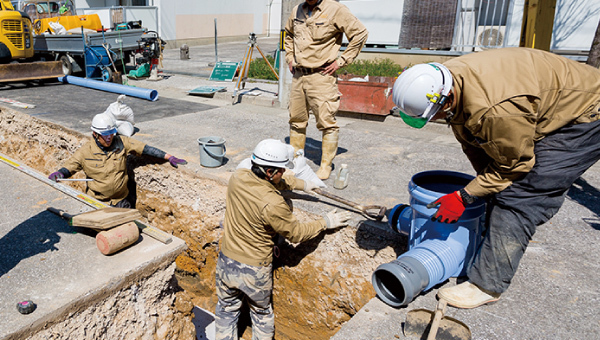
[0,0,63,82]
[0,0,33,62]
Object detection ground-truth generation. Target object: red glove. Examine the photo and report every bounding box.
[426,191,466,224]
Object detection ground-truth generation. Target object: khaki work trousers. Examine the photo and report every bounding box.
[289,71,340,132]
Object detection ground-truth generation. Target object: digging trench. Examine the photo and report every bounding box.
[0,107,406,340]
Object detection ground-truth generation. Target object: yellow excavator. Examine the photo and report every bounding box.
[0,0,63,82]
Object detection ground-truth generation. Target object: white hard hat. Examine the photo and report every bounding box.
[91,113,117,136]
[251,139,293,168]
[392,62,453,128]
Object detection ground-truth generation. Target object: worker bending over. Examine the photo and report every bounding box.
[392,47,600,309]
[48,113,187,208]
[215,139,351,340]
[284,0,368,179]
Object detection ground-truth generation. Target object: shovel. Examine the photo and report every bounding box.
[404,299,471,340]
[313,188,387,221]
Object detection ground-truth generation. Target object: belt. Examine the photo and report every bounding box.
[294,66,325,75]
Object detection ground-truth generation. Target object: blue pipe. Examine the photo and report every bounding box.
[372,170,486,307]
[58,75,159,102]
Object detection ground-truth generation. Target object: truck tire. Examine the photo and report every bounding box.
[0,43,11,64]
[59,55,73,75]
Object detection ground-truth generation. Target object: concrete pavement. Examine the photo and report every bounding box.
[1,37,599,339]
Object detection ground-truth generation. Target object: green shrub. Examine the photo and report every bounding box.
[248,55,279,81]
[246,56,404,80]
[341,58,404,77]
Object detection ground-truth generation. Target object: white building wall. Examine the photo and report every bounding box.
[156,0,270,43]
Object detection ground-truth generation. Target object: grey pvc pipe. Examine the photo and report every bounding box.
[58,75,159,101]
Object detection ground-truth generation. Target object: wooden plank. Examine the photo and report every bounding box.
[70,208,142,229]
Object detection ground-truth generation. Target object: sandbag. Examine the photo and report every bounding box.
[48,21,67,35]
[116,120,134,137]
[291,150,326,188]
[104,94,135,124]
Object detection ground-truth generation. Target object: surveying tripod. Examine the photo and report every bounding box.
[233,33,279,104]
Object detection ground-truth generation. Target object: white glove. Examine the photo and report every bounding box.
[323,208,352,229]
[303,180,319,195]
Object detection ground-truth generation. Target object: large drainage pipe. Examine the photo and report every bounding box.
[58,75,159,102]
[372,170,486,307]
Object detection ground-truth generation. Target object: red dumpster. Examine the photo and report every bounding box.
[337,74,396,116]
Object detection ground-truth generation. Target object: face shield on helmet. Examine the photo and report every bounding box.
[91,113,117,136]
[251,139,293,169]
[392,62,453,129]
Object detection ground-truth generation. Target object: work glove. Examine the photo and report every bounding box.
[426,191,466,224]
[169,156,187,168]
[48,171,64,182]
[323,208,352,229]
[303,180,319,195]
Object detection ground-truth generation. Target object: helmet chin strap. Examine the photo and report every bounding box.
[257,165,275,181]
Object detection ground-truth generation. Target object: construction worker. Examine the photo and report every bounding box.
[48,113,187,208]
[284,0,368,179]
[215,139,352,340]
[392,47,600,309]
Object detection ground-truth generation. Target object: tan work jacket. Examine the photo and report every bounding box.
[284,0,368,69]
[221,169,327,267]
[62,136,146,205]
[445,47,600,197]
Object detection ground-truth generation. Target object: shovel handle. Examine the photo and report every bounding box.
[313,188,364,210]
[47,207,74,221]
[427,299,448,340]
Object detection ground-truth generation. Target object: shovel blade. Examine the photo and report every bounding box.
[404,309,471,340]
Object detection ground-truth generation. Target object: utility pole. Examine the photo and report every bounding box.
[278,0,304,109]
[519,0,557,51]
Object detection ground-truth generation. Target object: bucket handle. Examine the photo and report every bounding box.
[202,143,226,158]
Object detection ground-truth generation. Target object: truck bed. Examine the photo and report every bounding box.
[33,29,145,55]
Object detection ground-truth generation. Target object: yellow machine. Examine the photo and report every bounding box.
[16,0,102,35]
[0,0,34,62]
[0,0,64,82]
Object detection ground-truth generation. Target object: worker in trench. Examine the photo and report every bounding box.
[47,113,187,208]
[215,138,352,340]
[284,0,368,180]
[392,47,600,309]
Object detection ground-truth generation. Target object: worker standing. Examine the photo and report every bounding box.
[284,0,368,179]
[215,139,351,340]
[392,47,600,309]
[48,113,187,208]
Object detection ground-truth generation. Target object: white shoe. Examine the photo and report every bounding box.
[437,281,501,309]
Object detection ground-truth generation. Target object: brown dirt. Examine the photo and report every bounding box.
[0,107,405,340]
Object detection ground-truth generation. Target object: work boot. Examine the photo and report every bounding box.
[316,129,338,180]
[289,127,306,154]
[437,281,501,309]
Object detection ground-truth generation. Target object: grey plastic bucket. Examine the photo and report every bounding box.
[197,136,226,167]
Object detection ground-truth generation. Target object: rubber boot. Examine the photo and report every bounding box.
[289,127,306,154]
[437,281,501,309]
[316,129,338,180]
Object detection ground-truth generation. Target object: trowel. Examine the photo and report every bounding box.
[404,299,471,340]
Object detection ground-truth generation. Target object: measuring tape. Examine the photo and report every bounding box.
[0,153,172,244]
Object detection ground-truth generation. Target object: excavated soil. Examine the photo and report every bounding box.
[0,107,405,340]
